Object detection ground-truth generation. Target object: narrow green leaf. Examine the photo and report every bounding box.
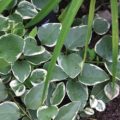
[25,0,61,28]
[0,0,12,13]
[81,0,96,70]
[110,0,119,87]
[41,0,84,105]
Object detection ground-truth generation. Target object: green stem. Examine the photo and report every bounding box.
[41,0,84,105]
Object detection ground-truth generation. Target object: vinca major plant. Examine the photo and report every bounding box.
[0,0,119,120]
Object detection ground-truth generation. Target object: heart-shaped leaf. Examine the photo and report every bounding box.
[38,23,61,47]
[64,25,89,50]
[79,63,109,86]
[28,69,47,86]
[93,17,110,35]
[55,102,80,120]
[66,80,88,109]
[37,105,58,120]
[0,101,21,120]
[24,82,47,110]
[44,63,68,82]
[10,80,26,97]
[0,81,8,102]
[24,37,45,56]
[50,82,65,105]
[104,82,120,100]
[12,60,31,83]
[58,53,82,78]
[16,1,38,19]
[0,34,24,63]
[95,35,112,62]
[26,50,51,65]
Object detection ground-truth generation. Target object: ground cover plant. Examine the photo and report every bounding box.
[0,0,120,120]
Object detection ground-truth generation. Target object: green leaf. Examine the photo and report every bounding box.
[28,69,47,86]
[10,80,26,97]
[44,63,68,82]
[0,101,21,120]
[104,82,120,100]
[26,0,61,28]
[84,107,94,116]
[0,58,10,69]
[55,102,80,120]
[6,0,17,10]
[58,53,82,78]
[105,62,120,80]
[0,15,9,31]
[0,0,12,13]
[12,60,31,83]
[29,27,37,38]
[25,82,47,110]
[64,25,88,50]
[66,80,88,110]
[79,63,109,86]
[37,105,58,120]
[16,1,38,19]
[95,35,113,62]
[24,37,45,56]
[0,66,11,75]
[0,81,8,102]
[26,50,51,65]
[91,82,109,103]
[50,82,65,105]
[0,34,24,63]
[93,17,110,35]
[31,0,50,9]
[38,23,61,47]
[95,100,106,112]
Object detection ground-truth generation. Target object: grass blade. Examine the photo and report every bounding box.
[80,0,96,71]
[41,0,84,105]
[0,0,12,13]
[110,0,119,87]
[25,0,61,28]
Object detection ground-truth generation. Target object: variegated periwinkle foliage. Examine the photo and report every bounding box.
[0,0,120,120]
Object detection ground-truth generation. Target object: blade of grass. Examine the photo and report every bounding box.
[41,0,84,105]
[0,0,12,13]
[25,0,61,28]
[80,0,96,71]
[110,0,119,87]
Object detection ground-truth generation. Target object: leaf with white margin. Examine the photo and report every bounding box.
[37,105,58,120]
[95,35,113,62]
[95,100,106,112]
[104,82,120,100]
[24,37,45,56]
[66,80,88,110]
[58,53,82,78]
[38,23,61,47]
[24,82,47,110]
[0,58,10,69]
[28,69,47,86]
[91,82,110,103]
[16,1,38,19]
[79,63,109,86]
[105,62,120,80]
[89,95,98,108]
[31,0,50,9]
[0,34,24,63]
[84,107,94,116]
[12,60,31,83]
[55,102,80,120]
[0,80,8,102]
[10,80,26,97]
[64,25,89,50]
[44,63,68,82]
[26,50,51,65]
[50,82,65,105]
[93,17,110,35]
[0,101,21,120]
[0,66,11,75]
